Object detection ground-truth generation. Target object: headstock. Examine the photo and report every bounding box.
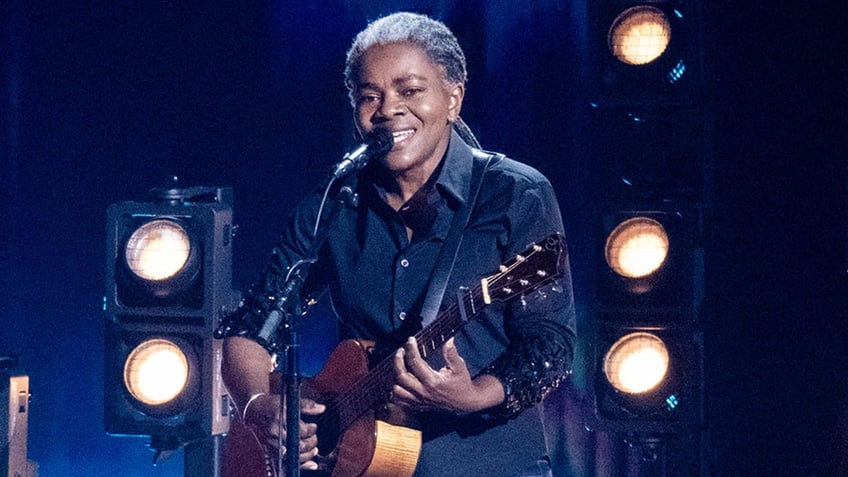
[483,233,566,303]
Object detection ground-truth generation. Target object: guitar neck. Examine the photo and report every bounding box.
[319,232,565,432]
[328,282,487,430]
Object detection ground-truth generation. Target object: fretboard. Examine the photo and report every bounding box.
[322,281,487,430]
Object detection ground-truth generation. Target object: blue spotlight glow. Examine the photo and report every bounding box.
[666,394,679,410]
[668,60,686,84]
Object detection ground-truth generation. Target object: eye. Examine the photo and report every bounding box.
[402,87,424,97]
[356,93,380,105]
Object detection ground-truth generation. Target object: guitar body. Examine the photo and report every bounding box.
[306,339,421,477]
[222,339,421,477]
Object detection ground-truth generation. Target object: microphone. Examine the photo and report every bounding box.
[331,128,394,179]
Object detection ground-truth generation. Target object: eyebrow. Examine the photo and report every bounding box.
[356,74,429,90]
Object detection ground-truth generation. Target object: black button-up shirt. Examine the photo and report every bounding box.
[219,130,577,476]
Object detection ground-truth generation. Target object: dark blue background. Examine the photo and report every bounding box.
[1,1,845,476]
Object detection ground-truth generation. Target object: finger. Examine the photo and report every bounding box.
[390,383,419,404]
[393,347,407,377]
[403,337,423,363]
[404,337,439,385]
[299,421,318,439]
[301,398,326,416]
[299,433,319,453]
[300,452,320,471]
[299,446,320,468]
[403,337,428,373]
[442,337,467,373]
[394,354,424,393]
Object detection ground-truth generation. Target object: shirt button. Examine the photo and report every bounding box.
[399,258,410,268]
[398,312,407,321]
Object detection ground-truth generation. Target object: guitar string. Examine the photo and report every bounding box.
[314,285,478,430]
[309,243,548,431]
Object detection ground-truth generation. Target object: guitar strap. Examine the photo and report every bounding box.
[419,149,503,327]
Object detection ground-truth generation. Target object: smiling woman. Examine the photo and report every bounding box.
[215,11,576,477]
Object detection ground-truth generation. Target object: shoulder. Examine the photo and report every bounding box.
[475,149,553,189]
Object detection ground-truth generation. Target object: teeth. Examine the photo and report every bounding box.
[392,130,414,143]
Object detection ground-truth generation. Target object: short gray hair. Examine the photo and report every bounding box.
[344,12,467,96]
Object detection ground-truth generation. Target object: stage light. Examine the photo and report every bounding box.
[590,203,702,437]
[605,217,669,280]
[117,216,203,305]
[105,185,234,451]
[608,6,671,66]
[603,332,669,394]
[594,325,697,428]
[123,338,192,407]
[591,0,702,106]
[124,219,192,281]
[598,208,692,306]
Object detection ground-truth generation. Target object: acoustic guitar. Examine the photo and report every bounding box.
[221,233,567,477]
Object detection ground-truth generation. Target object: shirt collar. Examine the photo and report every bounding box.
[433,129,475,207]
[363,129,475,209]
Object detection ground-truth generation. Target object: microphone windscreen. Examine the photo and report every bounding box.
[369,128,394,154]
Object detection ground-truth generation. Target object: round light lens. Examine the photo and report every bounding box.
[125,219,191,281]
[603,332,670,394]
[123,339,190,406]
[605,217,669,279]
[608,6,672,66]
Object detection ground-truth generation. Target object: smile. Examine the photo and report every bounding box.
[392,129,415,144]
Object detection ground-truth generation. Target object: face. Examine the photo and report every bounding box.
[352,42,464,177]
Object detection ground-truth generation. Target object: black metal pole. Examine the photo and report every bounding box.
[258,179,358,477]
[284,321,302,476]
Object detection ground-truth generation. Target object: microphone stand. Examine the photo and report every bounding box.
[259,178,359,477]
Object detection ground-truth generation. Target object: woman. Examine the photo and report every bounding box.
[218,12,576,477]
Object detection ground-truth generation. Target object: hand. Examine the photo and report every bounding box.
[242,394,325,470]
[390,337,504,413]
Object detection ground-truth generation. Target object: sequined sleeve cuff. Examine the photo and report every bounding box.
[213,287,287,354]
[479,329,573,419]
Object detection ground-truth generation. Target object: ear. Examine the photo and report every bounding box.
[447,83,465,123]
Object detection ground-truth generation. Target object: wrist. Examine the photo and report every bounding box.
[468,374,506,412]
[241,392,267,422]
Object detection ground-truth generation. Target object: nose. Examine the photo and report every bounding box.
[374,93,405,122]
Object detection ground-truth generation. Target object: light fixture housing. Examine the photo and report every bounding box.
[593,324,699,432]
[589,201,702,435]
[598,207,696,316]
[104,186,234,444]
[592,0,702,107]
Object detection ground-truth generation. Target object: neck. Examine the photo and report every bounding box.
[390,167,434,205]
[380,128,453,209]
[382,155,443,210]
